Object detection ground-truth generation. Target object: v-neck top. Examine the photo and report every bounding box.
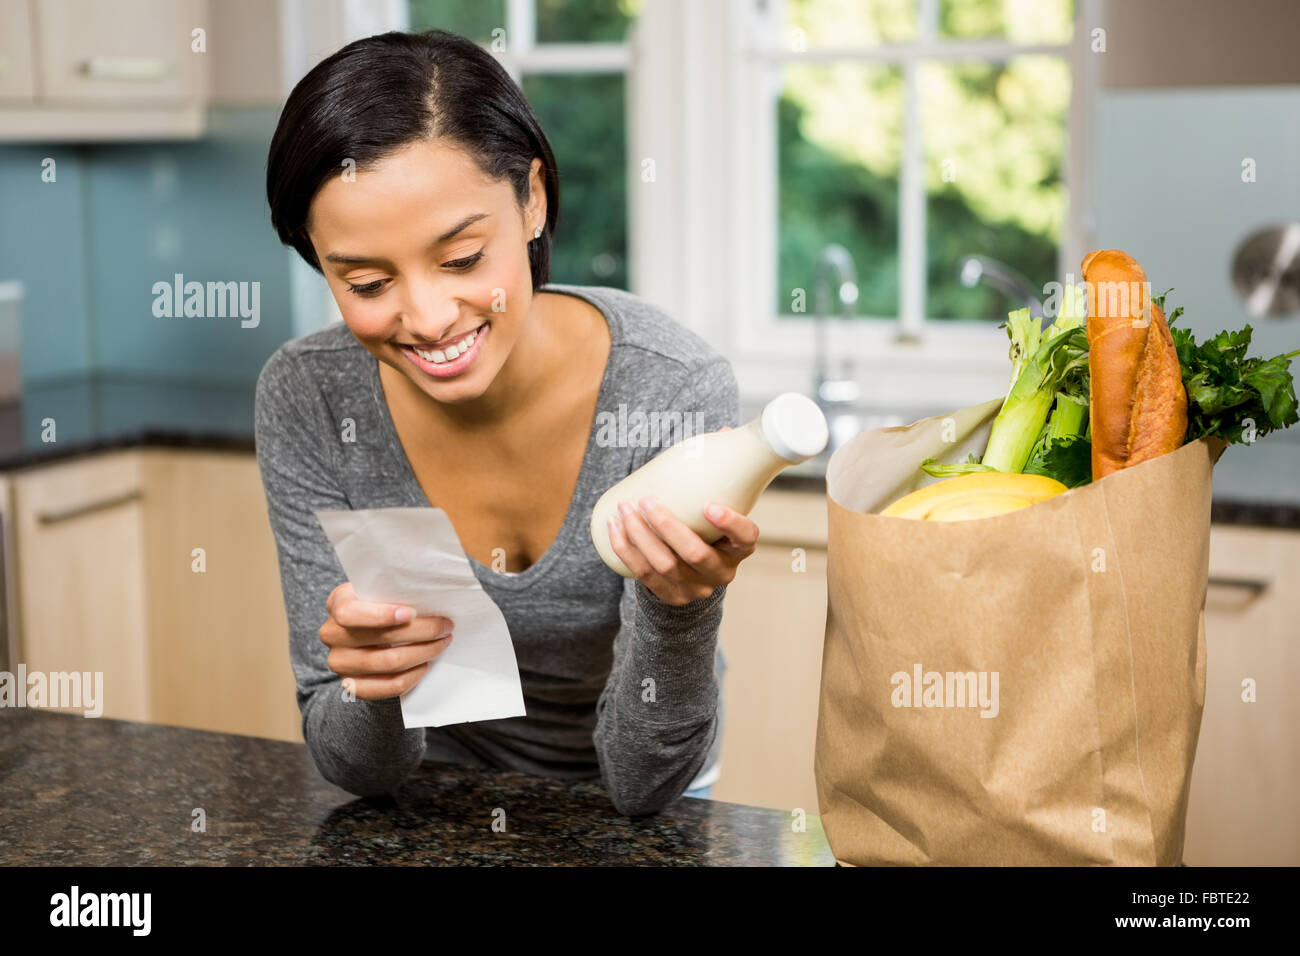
[253,283,740,815]
[367,287,619,590]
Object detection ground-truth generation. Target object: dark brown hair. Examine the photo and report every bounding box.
[266,29,560,290]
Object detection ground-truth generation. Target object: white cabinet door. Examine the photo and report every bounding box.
[11,450,151,722]
[33,0,207,104]
[0,0,36,102]
[715,489,829,812]
[1183,524,1300,866]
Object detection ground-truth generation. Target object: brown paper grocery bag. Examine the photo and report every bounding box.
[815,398,1227,866]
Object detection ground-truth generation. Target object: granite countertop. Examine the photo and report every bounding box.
[0,711,835,866]
[2,374,1297,529]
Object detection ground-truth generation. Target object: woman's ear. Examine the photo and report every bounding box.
[525,157,547,232]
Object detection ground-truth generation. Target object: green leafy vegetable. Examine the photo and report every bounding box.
[980,324,1089,473]
[1024,435,1092,488]
[920,308,1089,479]
[918,286,1298,487]
[1171,322,1300,445]
[919,453,995,477]
[1150,288,1184,327]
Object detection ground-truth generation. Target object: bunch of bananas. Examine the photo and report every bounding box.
[880,473,1067,521]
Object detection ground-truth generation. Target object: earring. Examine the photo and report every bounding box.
[533,226,542,239]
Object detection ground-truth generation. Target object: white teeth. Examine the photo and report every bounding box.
[410,326,480,364]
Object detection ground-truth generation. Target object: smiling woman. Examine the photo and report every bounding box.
[256,30,750,816]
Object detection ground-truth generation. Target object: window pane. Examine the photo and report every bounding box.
[939,0,1075,43]
[777,63,904,318]
[537,0,642,43]
[409,0,506,45]
[922,56,1069,320]
[786,0,917,46]
[522,73,628,288]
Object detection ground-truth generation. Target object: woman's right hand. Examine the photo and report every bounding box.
[320,581,454,701]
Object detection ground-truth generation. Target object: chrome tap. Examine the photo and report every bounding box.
[958,255,1045,316]
[811,244,862,454]
[812,244,861,410]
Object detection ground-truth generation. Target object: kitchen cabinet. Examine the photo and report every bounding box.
[0,0,211,140]
[715,489,828,814]
[1184,524,1300,866]
[9,449,151,721]
[9,447,301,741]
[0,0,36,103]
[716,486,1300,865]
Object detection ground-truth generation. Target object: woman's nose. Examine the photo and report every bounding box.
[398,279,460,341]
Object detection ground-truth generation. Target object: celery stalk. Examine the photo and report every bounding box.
[920,309,1090,479]
[980,386,1057,473]
[1047,394,1087,442]
[979,326,1089,474]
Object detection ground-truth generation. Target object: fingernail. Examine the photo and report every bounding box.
[639,495,658,512]
[608,515,621,534]
[394,606,412,622]
[618,500,634,517]
[706,504,724,520]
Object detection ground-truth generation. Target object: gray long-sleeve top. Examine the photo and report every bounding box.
[253,283,740,817]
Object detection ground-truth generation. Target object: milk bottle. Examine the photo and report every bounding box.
[590,392,829,577]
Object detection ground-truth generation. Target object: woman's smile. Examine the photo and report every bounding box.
[397,321,489,378]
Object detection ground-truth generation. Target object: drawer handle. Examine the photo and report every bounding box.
[38,490,143,524]
[1207,575,1270,595]
[77,57,171,82]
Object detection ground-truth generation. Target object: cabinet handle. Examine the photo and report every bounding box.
[37,490,143,525]
[77,57,172,82]
[1206,575,1271,595]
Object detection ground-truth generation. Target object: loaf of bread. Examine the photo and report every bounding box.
[1081,249,1188,480]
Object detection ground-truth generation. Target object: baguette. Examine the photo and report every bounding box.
[1081,249,1188,480]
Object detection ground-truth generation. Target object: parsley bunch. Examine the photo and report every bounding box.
[1154,290,1300,445]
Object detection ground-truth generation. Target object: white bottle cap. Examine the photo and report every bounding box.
[760,393,830,463]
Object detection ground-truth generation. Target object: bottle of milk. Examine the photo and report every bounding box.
[590,392,830,578]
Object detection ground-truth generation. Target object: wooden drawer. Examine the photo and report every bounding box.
[11,449,150,721]
[0,0,36,102]
[33,0,207,104]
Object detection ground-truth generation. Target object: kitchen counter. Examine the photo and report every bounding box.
[3,373,1297,529]
[0,710,834,866]
[0,374,255,472]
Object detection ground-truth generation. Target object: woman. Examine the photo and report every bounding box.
[255,29,758,817]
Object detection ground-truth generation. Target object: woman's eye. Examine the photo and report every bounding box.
[445,251,484,271]
[347,279,387,297]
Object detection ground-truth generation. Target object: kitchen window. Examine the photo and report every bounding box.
[333,0,1099,407]
[712,0,1100,406]
[769,0,1077,329]
[407,0,641,288]
[624,0,1101,407]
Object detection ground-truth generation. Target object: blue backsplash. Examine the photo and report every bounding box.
[0,107,295,387]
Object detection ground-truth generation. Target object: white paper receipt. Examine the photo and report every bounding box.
[314,507,526,729]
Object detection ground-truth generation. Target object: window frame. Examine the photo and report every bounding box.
[631,0,1100,408]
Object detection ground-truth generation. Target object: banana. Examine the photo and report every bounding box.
[880,472,1067,521]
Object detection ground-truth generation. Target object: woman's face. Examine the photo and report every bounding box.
[306,139,545,406]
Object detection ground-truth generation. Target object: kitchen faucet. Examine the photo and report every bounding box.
[809,244,863,456]
[812,244,861,412]
[958,255,1045,316]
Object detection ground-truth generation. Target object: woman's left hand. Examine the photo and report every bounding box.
[607,494,760,606]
